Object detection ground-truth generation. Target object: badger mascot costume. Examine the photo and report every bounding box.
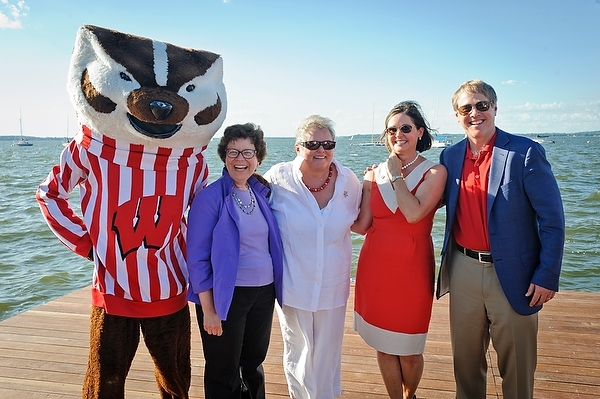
[36,25,227,398]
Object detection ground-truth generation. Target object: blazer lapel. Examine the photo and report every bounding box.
[487,130,509,218]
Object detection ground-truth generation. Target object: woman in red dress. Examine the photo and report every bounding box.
[352,101,447,399]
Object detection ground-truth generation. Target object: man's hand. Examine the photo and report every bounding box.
[525,283,556,307]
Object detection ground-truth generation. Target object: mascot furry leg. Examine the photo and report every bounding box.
[83,306,190,398]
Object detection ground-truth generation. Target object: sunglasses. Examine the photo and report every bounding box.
[225,148,257,159]
[386,125,414,135]
[457,101,492,116]
[300,140,336,150]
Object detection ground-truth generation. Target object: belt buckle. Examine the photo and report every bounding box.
[478,252,491,262]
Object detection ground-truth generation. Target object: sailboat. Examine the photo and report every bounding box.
[431,133,453,148]
[63,116,71,147]
[351,104,384,146]
[429,95,451,148]
[14,110,33,147]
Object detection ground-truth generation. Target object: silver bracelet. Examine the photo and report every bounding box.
[390,175,404,183]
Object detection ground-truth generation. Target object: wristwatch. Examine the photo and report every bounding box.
[390,175,403,183]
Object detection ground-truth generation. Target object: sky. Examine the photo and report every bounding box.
[1,0,599,138]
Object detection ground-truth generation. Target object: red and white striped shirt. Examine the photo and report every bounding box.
[37,125,209,317]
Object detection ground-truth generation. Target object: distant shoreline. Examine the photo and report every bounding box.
[1,131,599,141]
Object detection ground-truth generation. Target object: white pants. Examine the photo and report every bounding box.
[276,304,346,399]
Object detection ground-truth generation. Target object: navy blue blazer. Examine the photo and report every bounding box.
[436,128,565,315]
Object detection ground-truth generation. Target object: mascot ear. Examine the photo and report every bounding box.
[67,25,227,149]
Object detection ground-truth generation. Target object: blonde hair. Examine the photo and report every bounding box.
[295,115,336,143]
[451,79,497,111]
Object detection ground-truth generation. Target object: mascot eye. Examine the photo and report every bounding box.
[120,72,132,82]
[186,84,195,92]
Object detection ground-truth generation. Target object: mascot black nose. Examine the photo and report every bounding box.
[150,100,173,121]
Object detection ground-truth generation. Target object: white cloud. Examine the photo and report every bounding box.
[502,80,528,86]
[0,0,27,29]
[500,100,600,133]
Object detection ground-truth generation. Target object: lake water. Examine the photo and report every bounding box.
[1,132,599,321]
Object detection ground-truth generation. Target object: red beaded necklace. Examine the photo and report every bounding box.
[305,163,333,193]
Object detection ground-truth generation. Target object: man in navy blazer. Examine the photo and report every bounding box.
[436,80,564,399]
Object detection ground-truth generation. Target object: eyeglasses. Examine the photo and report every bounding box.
[386,125,414,135]
[225,148,257,159]
[299,140,336,150]
[457,101,492,116]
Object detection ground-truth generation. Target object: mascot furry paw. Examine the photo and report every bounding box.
[36,25,227,399]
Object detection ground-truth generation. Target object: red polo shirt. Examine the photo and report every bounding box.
[453,133,497,252]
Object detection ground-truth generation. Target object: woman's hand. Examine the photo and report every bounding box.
[363,164,378,175]
[386,153,402,177]
[199,290,223,336]
[203,311,223,336]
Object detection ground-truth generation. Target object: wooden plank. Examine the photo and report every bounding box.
[0,287,599,398]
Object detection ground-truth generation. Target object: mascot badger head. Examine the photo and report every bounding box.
[67,25,227,149]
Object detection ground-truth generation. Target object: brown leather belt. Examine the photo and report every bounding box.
[456,244,493,263]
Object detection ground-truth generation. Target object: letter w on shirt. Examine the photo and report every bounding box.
[111,195,182,260]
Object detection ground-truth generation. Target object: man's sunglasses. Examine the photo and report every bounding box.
[386,125,414,135]
[457,101,492,116]
[299,140,336,150]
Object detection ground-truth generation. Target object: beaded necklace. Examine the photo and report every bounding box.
[304,163,333,193]
[231,185,256,215]
[401,153,420,170]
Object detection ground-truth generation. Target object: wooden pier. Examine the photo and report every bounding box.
[0,286,598,398]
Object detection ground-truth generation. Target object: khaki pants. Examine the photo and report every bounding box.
[448,249,538,399]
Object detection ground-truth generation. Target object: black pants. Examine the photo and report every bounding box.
[196,283,275,399]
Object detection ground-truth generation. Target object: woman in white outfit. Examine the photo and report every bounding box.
[264,115,362,399]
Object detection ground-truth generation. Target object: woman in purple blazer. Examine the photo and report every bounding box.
[187,123,283,399]
[436,80,564,399]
